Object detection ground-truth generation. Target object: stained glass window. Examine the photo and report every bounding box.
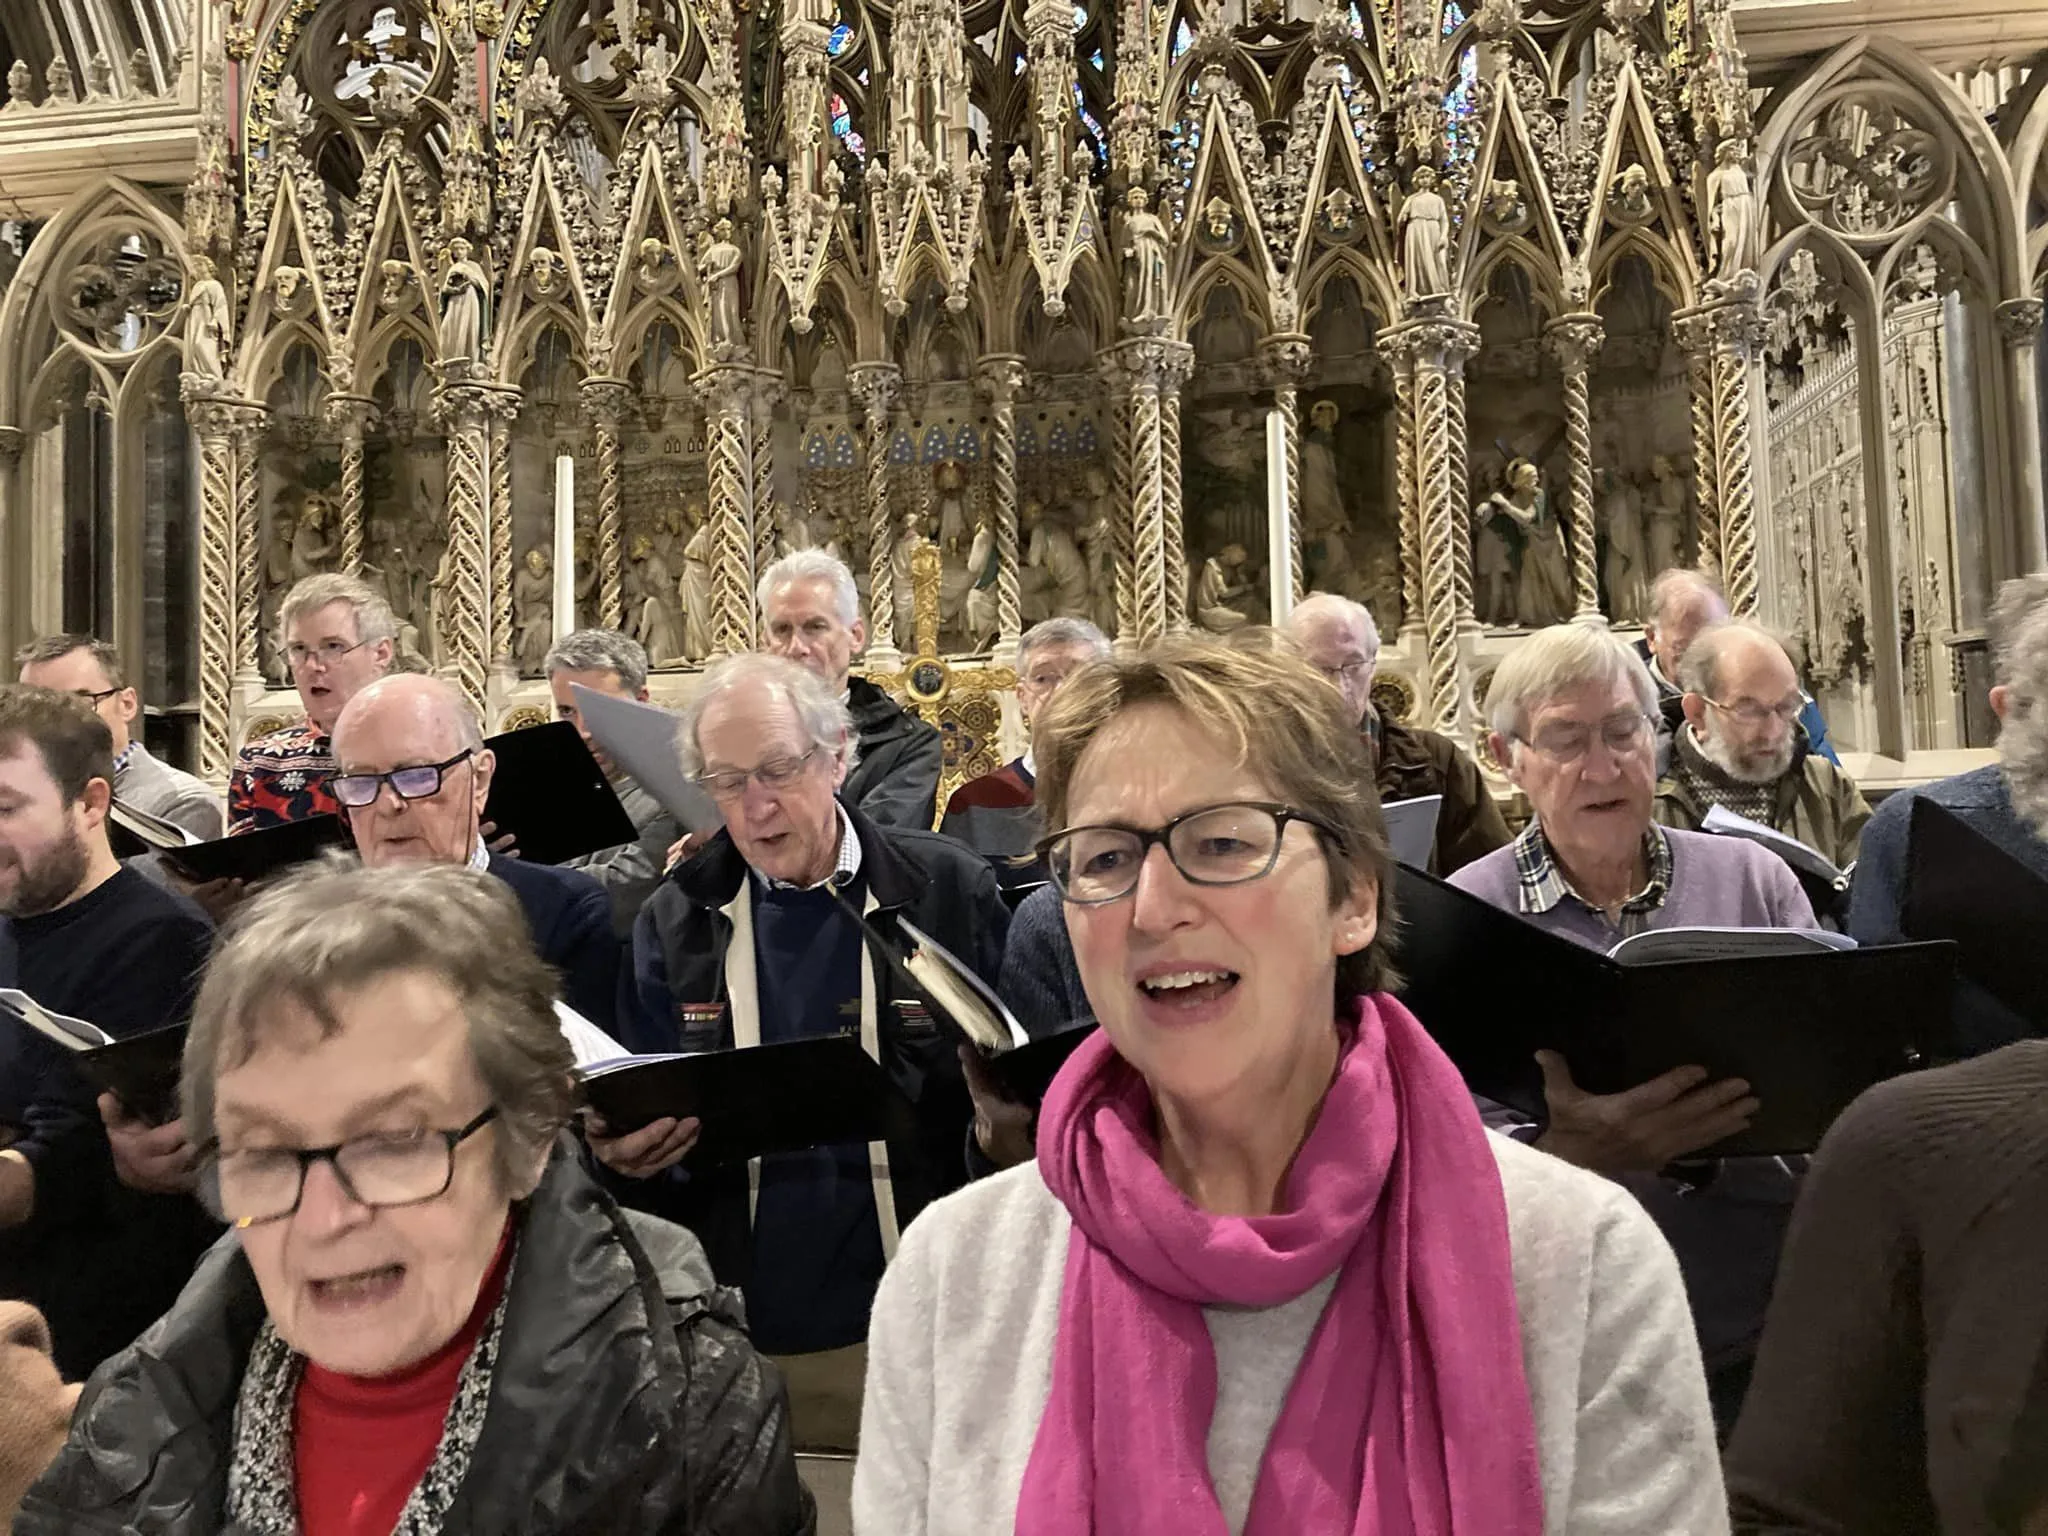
[829,93,866,159]
[1346,1,1365,38]
[1087,46,1104,70]
[1171,17,1193,61]
[826,21,854,56]
[1071,2,1087,29]
[1074,81,1105,151]
[1444,43,1479,169]
[1441,0,1465,37]
[1014,53,1027,75]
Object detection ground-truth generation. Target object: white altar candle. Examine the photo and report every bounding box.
[1266,408,1292,625]
[553,453,576,641]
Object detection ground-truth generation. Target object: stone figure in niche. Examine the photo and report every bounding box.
[1078,467,1117,633]
[1707,138,1756,281]
[1298,400,1359,596]
[1027,500,1091,621]
[1119,186,1171,332]
[513,548,554,672]
[1646,455,1689,575]
[1398,166,1451,302]
[931,460,970,553]
[438,239,489,369]
[964,500,1000,652]
[1597,469,1648,623]
[1613,162,1654,223]
[629,531,682,663]
[1475,460,1571,627]
[680,513,715,658]
[379,259,416,311]
[1195,544,1254,633]
[291,494,335,582]
[1470,480,1516,625]
[272,265,312,319]
[701,221,744,355]
[183,255,231,383]
[892,509,933,645]
[427,524,459,667]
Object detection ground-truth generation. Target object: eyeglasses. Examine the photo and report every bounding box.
[1703,696,1804,728]
[197,1106,499,1228]
[65,687,122,705]
[693,748,819,801]
[1514,710,1657,764]
[1314,659,1374,684]
[329,749,474,808]
[287,637,372,670]
[1038,800,1340,905]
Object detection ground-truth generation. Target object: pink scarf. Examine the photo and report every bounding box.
[1015,992,1544,1536]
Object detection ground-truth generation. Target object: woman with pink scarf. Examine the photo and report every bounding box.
[853,639,1728,1535]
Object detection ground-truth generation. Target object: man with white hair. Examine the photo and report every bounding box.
[1283,591,1509,874]
[1450,623,1817,1432]
[228,573,396,832]
[603,652,1008,1451]
[1851,572,2048,1054]
[757,550,943,829]
[1655,619,1870,875]
[939,616,1109,881]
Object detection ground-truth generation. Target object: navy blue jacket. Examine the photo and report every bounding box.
[489,853,622,1033]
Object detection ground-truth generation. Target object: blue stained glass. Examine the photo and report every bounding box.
[1074,81,1105,147]
[1441,0,1465,37]
[856,66,868,84]
[1445,43,1479,169]
[829,93,866,159]
[1072,1,1087,28]
[1014,53,1027,75]
[826,21,854,55]
[1347,1,1364,38]
[804,431,830,468]
[1088,47,1103,69]
[831,432,857,467]
[1171,17,1193,61]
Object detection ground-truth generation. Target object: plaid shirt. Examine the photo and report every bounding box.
[227,720,342,834]
[1512,819,1674,939]
[754,802,863,892]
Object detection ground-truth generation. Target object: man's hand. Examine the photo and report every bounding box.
[960,1045,1035,1170]
[167,873,246,925]
[663,831,707,874]
[479,820,520,859]
[585,1113,702,1178]
[98,1095,198,1195]
[1532,1052,1758,1177]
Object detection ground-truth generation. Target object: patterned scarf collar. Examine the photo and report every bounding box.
[223,1266,513,1534]
[1670,723,1779,824]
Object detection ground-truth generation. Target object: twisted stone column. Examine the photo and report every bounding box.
[751,369,782,586]
[485,389,520,667]
[1547,315,1606,624]
[229,402,268,681]
[431,382,493,717]
[1387,320,1472,741]
[1674,311,1721,578]
[1161,388,1187,631]
[1710,302,1767,618]
[849,363,902,654]
[1261,335,1312,607]
[1380,334,1422,634]
[1445,342,1476,630]
[1102,355,1135,643]
[323,395,375,575]
[977,355,1026,652]
[580,378,633,630]
[1999,298,2048,570]
[184,388,242,780]
[1119,339,1194,646]
[698,364,755,656]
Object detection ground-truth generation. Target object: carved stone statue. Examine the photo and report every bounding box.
[427,526,458,666]
[892,508,928,644]
[513,547,553,672]
[1646,456,1690,575]
[1195,544,1253,633]
[272,265,311,318]
[1398,166,1451,302]
[1707,138,1756,280]
[630,531,682,663]
[963,503,999,652]
[183,255,231,384]
[679,515,715,658]
[1471,482,1516,625]
[437,238,488,369]
[1119,186,1170,331]
[1298,399,1357,595]
[1079,466,1116,633]
[931,459,969,553]
[291,494,335,582]
[1598,469,1648,623]
[1613,161,1653,222]
[1492,460,1572,626]
[701,221,743,355]
[1031,502,1090,621]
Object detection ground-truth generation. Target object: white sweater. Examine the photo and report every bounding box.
[852,1132,1730,1536]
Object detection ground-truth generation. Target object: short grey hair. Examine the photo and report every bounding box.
[1990,573,2048,694]
[14,634,126,690]
[183,859,576,1199]
[544,628,649,694]
[677,651,860,779]
[1286,591,1382,657]
[1677,619,1795,700]
[276,573,399,659]
[757,549,859,628]
[1645,568,1726,631]
[1016,617,1110,671]
[1485,624,1659,742]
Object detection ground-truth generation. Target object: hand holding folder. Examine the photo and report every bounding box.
[0,989,187,1125]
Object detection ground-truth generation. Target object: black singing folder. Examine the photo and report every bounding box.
[1902,796,2048,1027]
[1392,866,1955,1156]
[481,720,637,867]
[161,814,348,885]
[0,991,188,1125]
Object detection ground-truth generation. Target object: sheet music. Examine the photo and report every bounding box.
[568,684,724,836]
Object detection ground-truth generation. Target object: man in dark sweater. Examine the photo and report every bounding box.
[0,687,217,1377]
[600,652,1008,1450]
[758,549,943,830]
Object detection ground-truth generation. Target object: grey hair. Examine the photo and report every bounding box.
[1016,616,1110,671]
[1676,619,1795,700]
[1485,623,1659,742]
[276,573,399,659]
[1645,568,1726,631]
[14,633,126,690]
[182,859,576,1199]
[757,549,860,628]
[1989,574,2048,693]
[677,651,860,779]
[544,628,649,694]
[1285,591,1382,657]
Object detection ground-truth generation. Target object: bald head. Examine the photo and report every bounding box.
[1679,621,1802,784]
[332,675,493,868]
[333,674,484,761]
[1285,592,1380,725]
[1644,569,1729,685]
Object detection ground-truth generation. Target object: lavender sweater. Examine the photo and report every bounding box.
[1447,824,1818,1373]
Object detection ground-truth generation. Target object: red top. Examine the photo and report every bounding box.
[292,1222,515,1536]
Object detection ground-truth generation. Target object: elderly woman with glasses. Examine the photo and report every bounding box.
[853,638,1727,1534]
[17,861,813,1536]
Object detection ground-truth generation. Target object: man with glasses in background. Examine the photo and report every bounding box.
[601,651,1007,1454]
[229,574,395,833]
[15,636,220,842]
[1653,619,1869,872]
[1449,623,1818,1435]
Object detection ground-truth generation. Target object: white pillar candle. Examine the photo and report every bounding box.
[553,453,576,641]
[1266,408,1292,625]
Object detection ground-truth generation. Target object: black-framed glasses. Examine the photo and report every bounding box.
[198,1106,500,1228]
[693,748,820,801]
[1513,710,1656,764]
[286,636,374,670]
[65,687,122,706]
[1037,800,1341,906]
[329,749,474,808]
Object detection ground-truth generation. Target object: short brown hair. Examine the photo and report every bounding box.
[1031,637,1400,997]
[0,685,115,805]
[183,859,576,1196]
[14,633,126,691]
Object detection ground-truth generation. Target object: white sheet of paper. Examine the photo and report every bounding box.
[552,1000,628,1068]
[569,683,724,836]
[1699,802,1847,885]
[0,987,112,1049]
[1381,794,1443,869]
[1606,926,1857,965]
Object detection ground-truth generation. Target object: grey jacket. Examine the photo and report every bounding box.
[117,744,221,841]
